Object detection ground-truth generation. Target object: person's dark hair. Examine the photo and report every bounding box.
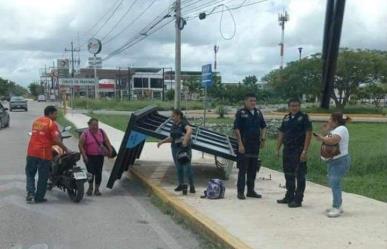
[288,98,301,106]
[44,106,57,116]
[331,112,351,126]
[172,109,190,124]
[87,118,99,125]
[244,93,257,100]
[172,109,184,119]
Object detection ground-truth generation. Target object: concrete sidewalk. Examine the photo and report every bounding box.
[66,112,387,249]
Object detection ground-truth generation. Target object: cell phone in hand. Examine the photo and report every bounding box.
[313,132,318,137]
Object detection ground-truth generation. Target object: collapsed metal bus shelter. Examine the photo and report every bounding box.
[107,106,238,189]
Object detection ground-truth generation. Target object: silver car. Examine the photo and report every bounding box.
[10,96,28,111]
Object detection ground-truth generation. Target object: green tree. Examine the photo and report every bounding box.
[356,84,387,108]
[263,49,387,109]
[0,77,28,97]
[0,78,9,96]
[263,54,322,100]
[165,89,174,101]
[28,82,44,98]
[182,76,201,100]
[242,75,258,86]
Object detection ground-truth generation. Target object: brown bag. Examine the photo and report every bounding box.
[320,134,340,159]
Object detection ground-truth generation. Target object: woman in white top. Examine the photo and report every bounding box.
[315,112,351,218]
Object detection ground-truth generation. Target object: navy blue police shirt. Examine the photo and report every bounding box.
[170,119,190,146]
[234,107,267,143]
[278,112,312,148]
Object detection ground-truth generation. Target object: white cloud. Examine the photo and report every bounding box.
[0,0,386,86]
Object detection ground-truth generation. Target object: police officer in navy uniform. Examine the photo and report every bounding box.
[276,99,312,208]
[234,93,267,200]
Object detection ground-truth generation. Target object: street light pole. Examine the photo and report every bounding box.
[298,47,303,60]
[174,0,182,109]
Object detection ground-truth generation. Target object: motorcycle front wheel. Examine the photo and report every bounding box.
[67,180,84,203]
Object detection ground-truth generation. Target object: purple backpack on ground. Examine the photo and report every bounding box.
[201,179,225,199]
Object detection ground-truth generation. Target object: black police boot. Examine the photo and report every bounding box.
[189,185,196,194]
[246,191,262,198]
[288,201,302,208]
[277,197,290,204]
[237,192,246,200]
[182,185,188,195]
[174,185,184,192]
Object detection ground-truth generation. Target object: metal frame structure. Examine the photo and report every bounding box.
[107,106,238,188]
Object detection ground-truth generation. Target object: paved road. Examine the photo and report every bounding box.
[0,101,203,249]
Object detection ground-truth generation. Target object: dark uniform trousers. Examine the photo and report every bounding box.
[283,146,307,203]
[237,140,260,193]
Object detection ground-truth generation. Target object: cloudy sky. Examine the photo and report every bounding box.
[0,0,386,86]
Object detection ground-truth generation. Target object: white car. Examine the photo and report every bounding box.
[37,95,46,102]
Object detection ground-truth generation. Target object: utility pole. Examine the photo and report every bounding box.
[118,67,121,101]
[65,41,80,106]
[128,66,131,101]
[162,68,165,101]
[174,0,182,109]
[214,45,219,71]
[65,41,80,78]
[320,0,346,109]
[278,11,289,69]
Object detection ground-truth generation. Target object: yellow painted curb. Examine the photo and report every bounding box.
[130,167,253,249]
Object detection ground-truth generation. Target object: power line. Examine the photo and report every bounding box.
[103,16,174,61]
[78,0,124,49]
[86,0,123,36]
[182,0,228,15]
[103,0,160,46]
[185,0,269,20]
[103,0,269,61]
[91,0,124,38]
[101,0,140,42]
[106,2,175,51]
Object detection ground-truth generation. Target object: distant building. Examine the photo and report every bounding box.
[51,66,205,100]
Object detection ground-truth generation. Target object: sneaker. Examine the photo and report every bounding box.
[237,192,246,200]
[327,208,342,218]
[246,191,262,198]
[34,198,48,203]
[326,207,344,214]
[94,189,102,196]
[288,201,302,208]
[26,193,34,203]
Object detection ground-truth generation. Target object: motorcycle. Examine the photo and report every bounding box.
[29,126,90,203]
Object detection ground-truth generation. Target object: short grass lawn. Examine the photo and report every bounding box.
[85,113,387,202]
[72,98,205,111]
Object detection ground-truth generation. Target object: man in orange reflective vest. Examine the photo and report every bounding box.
[26,106,68,203]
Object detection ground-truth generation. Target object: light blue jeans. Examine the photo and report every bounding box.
[171,144,194,186]
[327,155,351,208]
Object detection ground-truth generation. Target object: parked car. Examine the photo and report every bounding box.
[0,102,10,128]
[10,96,28,111]
[38,94,46,102]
